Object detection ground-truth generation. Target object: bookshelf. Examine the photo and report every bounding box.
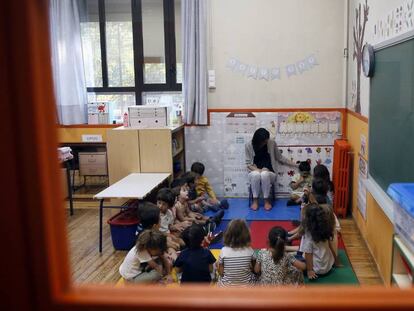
[391,235,414,288]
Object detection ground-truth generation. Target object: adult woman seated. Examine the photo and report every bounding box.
[245,128,296,211]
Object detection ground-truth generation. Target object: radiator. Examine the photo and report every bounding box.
[332,139,352,218]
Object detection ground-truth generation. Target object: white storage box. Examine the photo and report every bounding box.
[79,152,108,176]
[388,183,414,253]
[128,105,169,128]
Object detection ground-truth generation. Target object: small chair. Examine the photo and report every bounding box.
[248,183,275,208]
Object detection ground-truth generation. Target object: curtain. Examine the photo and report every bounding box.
[49,0,87,125]
[182,0,208,125]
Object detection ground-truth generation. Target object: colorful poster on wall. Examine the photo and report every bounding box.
[276,111,342,145]
[275,146,334,194]
[223,113,256,196]
[360,134,367,159]
[357,156,368,220]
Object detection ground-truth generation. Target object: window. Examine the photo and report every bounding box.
[105,0,134,87]
[79,0,102,87]
[79,0,182,106]
[174,0,182,84]
[142,0,166,84]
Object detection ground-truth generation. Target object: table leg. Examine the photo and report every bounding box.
[66,161,74,216]
[99,199,104,253]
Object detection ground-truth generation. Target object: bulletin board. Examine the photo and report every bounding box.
[185,111,342,197]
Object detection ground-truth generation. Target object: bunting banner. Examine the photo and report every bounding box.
[227,54,319,81]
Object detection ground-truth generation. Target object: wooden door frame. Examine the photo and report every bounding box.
[2,1,414,310]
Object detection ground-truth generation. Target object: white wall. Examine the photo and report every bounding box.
[207,0,346,109]
[346,0,414,117]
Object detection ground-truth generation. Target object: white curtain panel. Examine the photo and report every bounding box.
[182,0,208,125]
[49,0,87,125]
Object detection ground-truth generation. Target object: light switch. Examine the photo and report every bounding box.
[208,70,216,89]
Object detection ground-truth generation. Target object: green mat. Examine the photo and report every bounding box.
[304,250,359,285]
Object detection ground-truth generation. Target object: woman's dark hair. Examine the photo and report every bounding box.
[223,219,251,248]
[191,162,205,175]
[252,128,270,152]
[156,188,176,207]
[298,160,311,173]
[313,164,334,192]
[137,202,160,229]
[268,226,287,264]
[302,203,334,243]
[136,229,167,253]
[183,224,205,249]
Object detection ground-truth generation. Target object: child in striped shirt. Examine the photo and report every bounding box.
[217,219,256,287]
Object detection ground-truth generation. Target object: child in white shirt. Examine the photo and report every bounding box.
[299,203,336,279]
[119,229,170,283]
[156,188,185,251]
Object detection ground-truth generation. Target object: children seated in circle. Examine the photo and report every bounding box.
[117,161,342,285]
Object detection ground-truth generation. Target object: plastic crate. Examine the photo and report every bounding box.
[387,183,414,252]
[107,208,139,251]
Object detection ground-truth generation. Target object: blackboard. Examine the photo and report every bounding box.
[369,38,414,191]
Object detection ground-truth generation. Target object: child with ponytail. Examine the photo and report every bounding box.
[254,226,306,285]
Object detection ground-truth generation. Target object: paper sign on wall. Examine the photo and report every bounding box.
[357,156,368,220]
[82,135,103,142]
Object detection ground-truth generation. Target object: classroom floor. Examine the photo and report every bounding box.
[66,199,383,285]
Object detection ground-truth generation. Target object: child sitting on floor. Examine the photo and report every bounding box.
[174,224,217,283]
[137,201,178,264]
[313,164,334,204]
[254,226,306,285]
[136,201,162,236]
[173,176,224,229]
[190,162,229,212]
[299,203,336,280]
[156,188,185,251]
[217,219,256,287]
[119,229,170,283]
[287,178,328,242]
[287,160,313,206]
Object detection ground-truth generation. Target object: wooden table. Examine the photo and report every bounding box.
[94,173,170,252]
